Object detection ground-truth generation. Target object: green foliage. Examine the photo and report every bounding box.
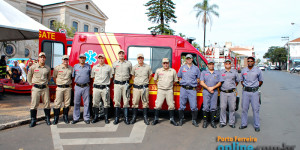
[52,21,76,38]
[192,42,202,52]
[178,33,186,38]
[263,46,287,65]
[145,0,177,35]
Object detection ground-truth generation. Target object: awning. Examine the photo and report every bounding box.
[0,0,51,42]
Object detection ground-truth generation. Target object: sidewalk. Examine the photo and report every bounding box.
[0,93,79,130]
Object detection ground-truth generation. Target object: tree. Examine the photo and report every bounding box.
[263,46,287,67]
[192,42,202,52]
[145,0,177,35]
[52,21,76,38]
[178,33,186,38]
[194,0,219,50]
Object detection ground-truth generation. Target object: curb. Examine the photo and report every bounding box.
[0,109,63,131]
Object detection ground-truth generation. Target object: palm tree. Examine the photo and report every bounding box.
[194,0,219,51]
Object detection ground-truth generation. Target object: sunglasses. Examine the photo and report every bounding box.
[247,61,254,62]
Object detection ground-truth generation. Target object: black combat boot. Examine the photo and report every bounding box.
[113,107,120,125]
[104,108,110,124]
[151,109,159,125]
[178,110,184,126]
[143,108,150,125]
[191,111,199,127]
[29,109,37,128]
[123,108,130,125]
[211,111,217,128]
[202,111,209,128]
[92,107,99,123]
[52,108,60,125]
[44,109,51,125]
[130,108,138,124]
[63,107,69,124]
[169,110,178,126]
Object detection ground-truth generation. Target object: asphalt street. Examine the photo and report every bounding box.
[0,70,299,150]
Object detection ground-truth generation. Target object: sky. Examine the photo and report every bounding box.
[31,0,300,60]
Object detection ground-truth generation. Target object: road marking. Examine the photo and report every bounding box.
[51,121,147,150]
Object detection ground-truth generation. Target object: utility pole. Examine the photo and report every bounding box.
[281,36,289,71]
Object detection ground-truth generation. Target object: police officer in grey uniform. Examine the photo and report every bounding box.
[112,49,132,125]
[91,54,112,124]
[177,54,201,127]
[71,54,92,124]
[240,56,263,132]
[200,59,223,128]
[219,59,239,128]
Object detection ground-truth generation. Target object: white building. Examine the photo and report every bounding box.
[1,0,108,59]
[289,37,300,66]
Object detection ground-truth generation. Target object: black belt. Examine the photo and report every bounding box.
[76,83,89,88]
[221,89,235,93]
[93,84,109,89]
[182,85,196,90]
[243,87,259,92]
[34,84,47,89]
[114,80,129,85]
[133,84,148,89]
[57,84,70,88]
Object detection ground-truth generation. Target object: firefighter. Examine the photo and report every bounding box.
[91,54,112,124]
[152,58,178,126]
[112,49,132,125]
[130,54,152,125]
[27,52,51,127]
[52,55,73,125]
[219,59,240,128]
[200,59,223,128]
[177,54,201,127]
[0,55,7,79]
[240,56,263,132]
[71,54,91,124]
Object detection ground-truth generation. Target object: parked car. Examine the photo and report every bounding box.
[290,65,300,73]
[270,65,276,70]
[258,65,265,71]
[275,66,281,70]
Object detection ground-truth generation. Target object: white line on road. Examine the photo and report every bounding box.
[50,121,147,150]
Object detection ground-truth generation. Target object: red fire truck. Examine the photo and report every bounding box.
[39,30,208,110]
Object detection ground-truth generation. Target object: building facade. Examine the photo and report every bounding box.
[289,37,300,67]
[1,0,108,59]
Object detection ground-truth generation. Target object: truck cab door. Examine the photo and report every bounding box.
[39,30,67,71]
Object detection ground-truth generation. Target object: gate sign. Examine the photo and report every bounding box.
[59,28,67,34]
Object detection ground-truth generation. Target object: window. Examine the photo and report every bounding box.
[128,46,172,73]
[25,48,30,57]
[50,20,55,31]
[4,44,16,57]
[94,27,98,32]
[198,55,207,71]
[72,21,78,32]
[84,24,89,32]
[181,53,198,66]
[42,41,64,68]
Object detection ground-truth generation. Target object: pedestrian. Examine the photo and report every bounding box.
[91,54,112,124]
[112,49,132,125]
[71,54,92,124]
[27,52,51,127]
[177,54,201,127]
[0,55,7,79]
[52,55,73,125]
[26,61,33,75]
[10,61,22,83]
[240,56,263,132]
[219,59,239,128]
[19,60,27,81]
[200,59,223,128]
[152,58,178,126]
[130,54,152,125]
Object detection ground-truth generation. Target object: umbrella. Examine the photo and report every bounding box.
[0,0,52,42]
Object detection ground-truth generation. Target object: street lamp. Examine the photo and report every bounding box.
[281,36,289,71]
